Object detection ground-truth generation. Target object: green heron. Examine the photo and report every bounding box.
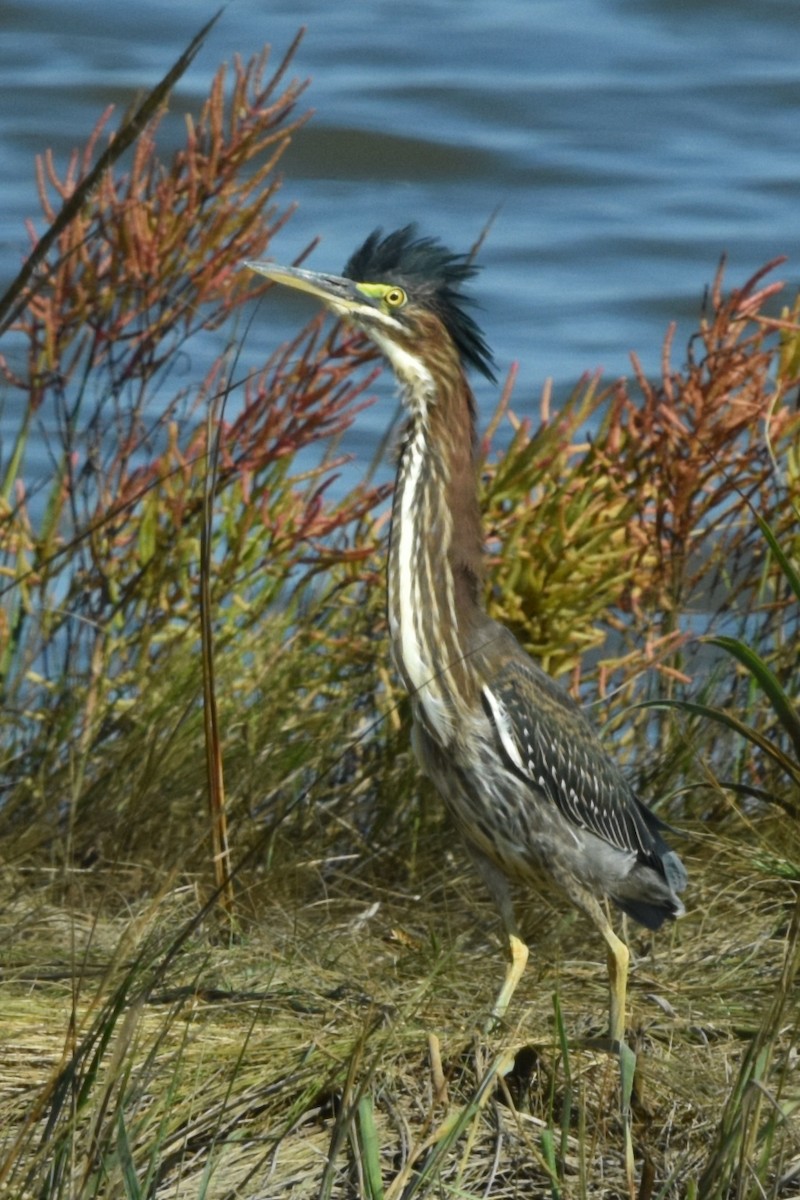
[246,227,687,1047]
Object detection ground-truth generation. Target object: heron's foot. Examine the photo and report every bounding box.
[483,1010,503,1036]
[576,1032,623,1057]
[574,1016,629,1058]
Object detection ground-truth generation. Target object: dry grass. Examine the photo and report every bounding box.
[0,819,797,1199]
[1,18,799,1200]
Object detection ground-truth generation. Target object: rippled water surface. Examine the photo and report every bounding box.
[2,0,799,470]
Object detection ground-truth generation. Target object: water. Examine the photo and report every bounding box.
[1,0,799,480]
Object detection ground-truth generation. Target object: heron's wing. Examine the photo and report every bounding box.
[480,646,658,862]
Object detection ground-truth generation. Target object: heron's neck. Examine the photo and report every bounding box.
[387,373,485,741]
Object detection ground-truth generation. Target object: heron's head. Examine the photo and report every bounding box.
[246,226,496,388]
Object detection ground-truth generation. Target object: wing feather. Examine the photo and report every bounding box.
[480,651,659,864]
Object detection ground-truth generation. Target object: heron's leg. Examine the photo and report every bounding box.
[563,886,630,1048]
[601,921,636,1195]
[600,919,630,1049]
[491,932,529,1026]
[469,848,529,1028]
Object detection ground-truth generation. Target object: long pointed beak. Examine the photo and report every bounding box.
[244,260,375,317]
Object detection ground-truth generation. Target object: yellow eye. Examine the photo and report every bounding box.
[384,286,406,308]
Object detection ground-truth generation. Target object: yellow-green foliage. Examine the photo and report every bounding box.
[484,264,800,697]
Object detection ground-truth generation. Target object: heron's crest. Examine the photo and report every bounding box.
[343,226,496,382]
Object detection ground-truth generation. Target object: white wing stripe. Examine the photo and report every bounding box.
[481,685,526,775]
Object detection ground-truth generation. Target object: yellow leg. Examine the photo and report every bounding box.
[601,922,630,1048]
[487,932,529,1030]
[599,921,636,1194]
[469,849,529,1031]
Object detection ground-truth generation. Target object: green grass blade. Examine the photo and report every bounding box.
[705,634,800,760]
[754,510,800,602]
[552,992,571,1087]
[539,1127,561,1200]
[643,698,800,786]
[357,1095,385,1200]
[116,1109,142,1200]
